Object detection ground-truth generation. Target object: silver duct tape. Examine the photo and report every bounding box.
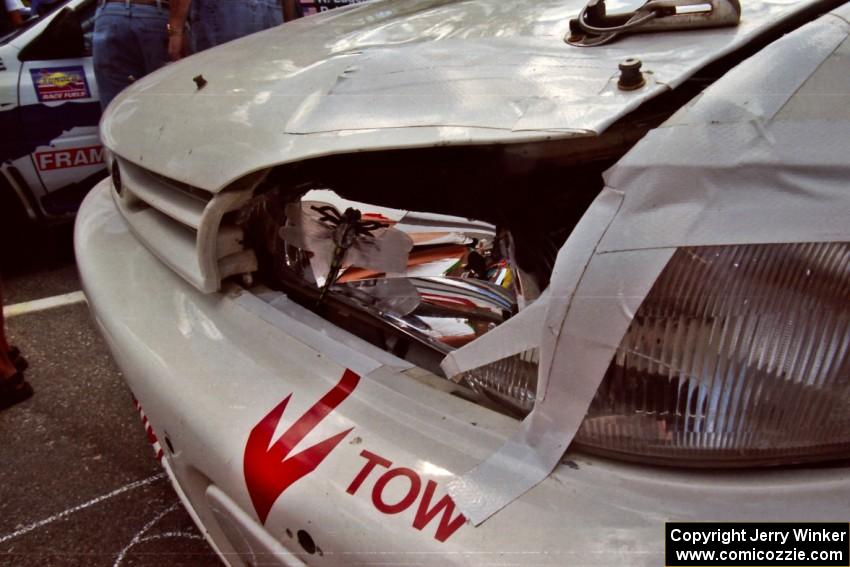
[440,291,549,382]
[448,247,674,525]
[602,17,850,252]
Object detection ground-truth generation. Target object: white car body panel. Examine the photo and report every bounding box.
[76,0,850,563]
[0,0,104,219]
[102,0,822,193]
[77,180,850,566]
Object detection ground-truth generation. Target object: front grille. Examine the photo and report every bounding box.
[112,157,260,293]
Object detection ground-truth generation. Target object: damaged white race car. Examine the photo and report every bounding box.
[75,0,850,564]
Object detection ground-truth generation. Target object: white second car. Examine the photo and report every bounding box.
[76,0,850,565]
[1,0,105,224]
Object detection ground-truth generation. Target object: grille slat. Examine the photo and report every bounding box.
[120,160,208,229]
[113,157,261,292]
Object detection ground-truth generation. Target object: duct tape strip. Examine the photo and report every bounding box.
[445,187,630,525]
[538,187,623,401]
[233,289,410,376]
[600,120,850,252]
[663,14,850,128]
[448,246,674,525]
[446,189,624,525]
[440,290,549,382]
[601,18,850,253]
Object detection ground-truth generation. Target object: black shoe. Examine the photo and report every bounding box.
[0,372,33,410]
[7,346,28,373]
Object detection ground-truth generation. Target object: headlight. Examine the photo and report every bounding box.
[467,241,850,466]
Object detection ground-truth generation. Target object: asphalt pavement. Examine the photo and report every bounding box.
[0,224,221,566]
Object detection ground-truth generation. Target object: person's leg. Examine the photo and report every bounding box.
[93,3,147,110]
[189,0,218,53]
[130,4,169,75]
[0,350,15,382]
[0,275,32,409]
[0,277,13,380]
[191,0,282,52]
[252,0,284,35]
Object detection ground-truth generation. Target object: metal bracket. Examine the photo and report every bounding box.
[566,0,742,47]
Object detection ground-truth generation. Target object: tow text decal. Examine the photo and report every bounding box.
[347,449,467,542]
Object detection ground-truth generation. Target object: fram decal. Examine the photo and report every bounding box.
[347,450,467,542]
[35,145,104,171]
[244,369,360,523]
[30,66,91,102]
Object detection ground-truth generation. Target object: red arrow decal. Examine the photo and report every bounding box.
[244,369,360,523]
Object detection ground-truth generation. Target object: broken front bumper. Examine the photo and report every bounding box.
[76,178,850,566]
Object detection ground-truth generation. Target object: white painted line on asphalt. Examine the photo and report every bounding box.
[0,473,167,545]
[113,503,183,567]
[137,531,205,544]
[3,291,87,318]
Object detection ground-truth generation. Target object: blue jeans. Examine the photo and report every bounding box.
[189,0,282,53]
[93,2,169,110]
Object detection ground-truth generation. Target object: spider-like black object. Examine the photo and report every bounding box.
[311,205,389,305]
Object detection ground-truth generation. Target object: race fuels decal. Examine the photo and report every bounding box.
[30,66,91,102]
[35,145,104,171]
[244,369,360,523]
[243,368,467,543]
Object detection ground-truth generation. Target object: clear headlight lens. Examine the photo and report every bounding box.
[465,349,538,416]
[467,242,850,466]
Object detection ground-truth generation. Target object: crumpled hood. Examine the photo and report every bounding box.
[101,0,820,192]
